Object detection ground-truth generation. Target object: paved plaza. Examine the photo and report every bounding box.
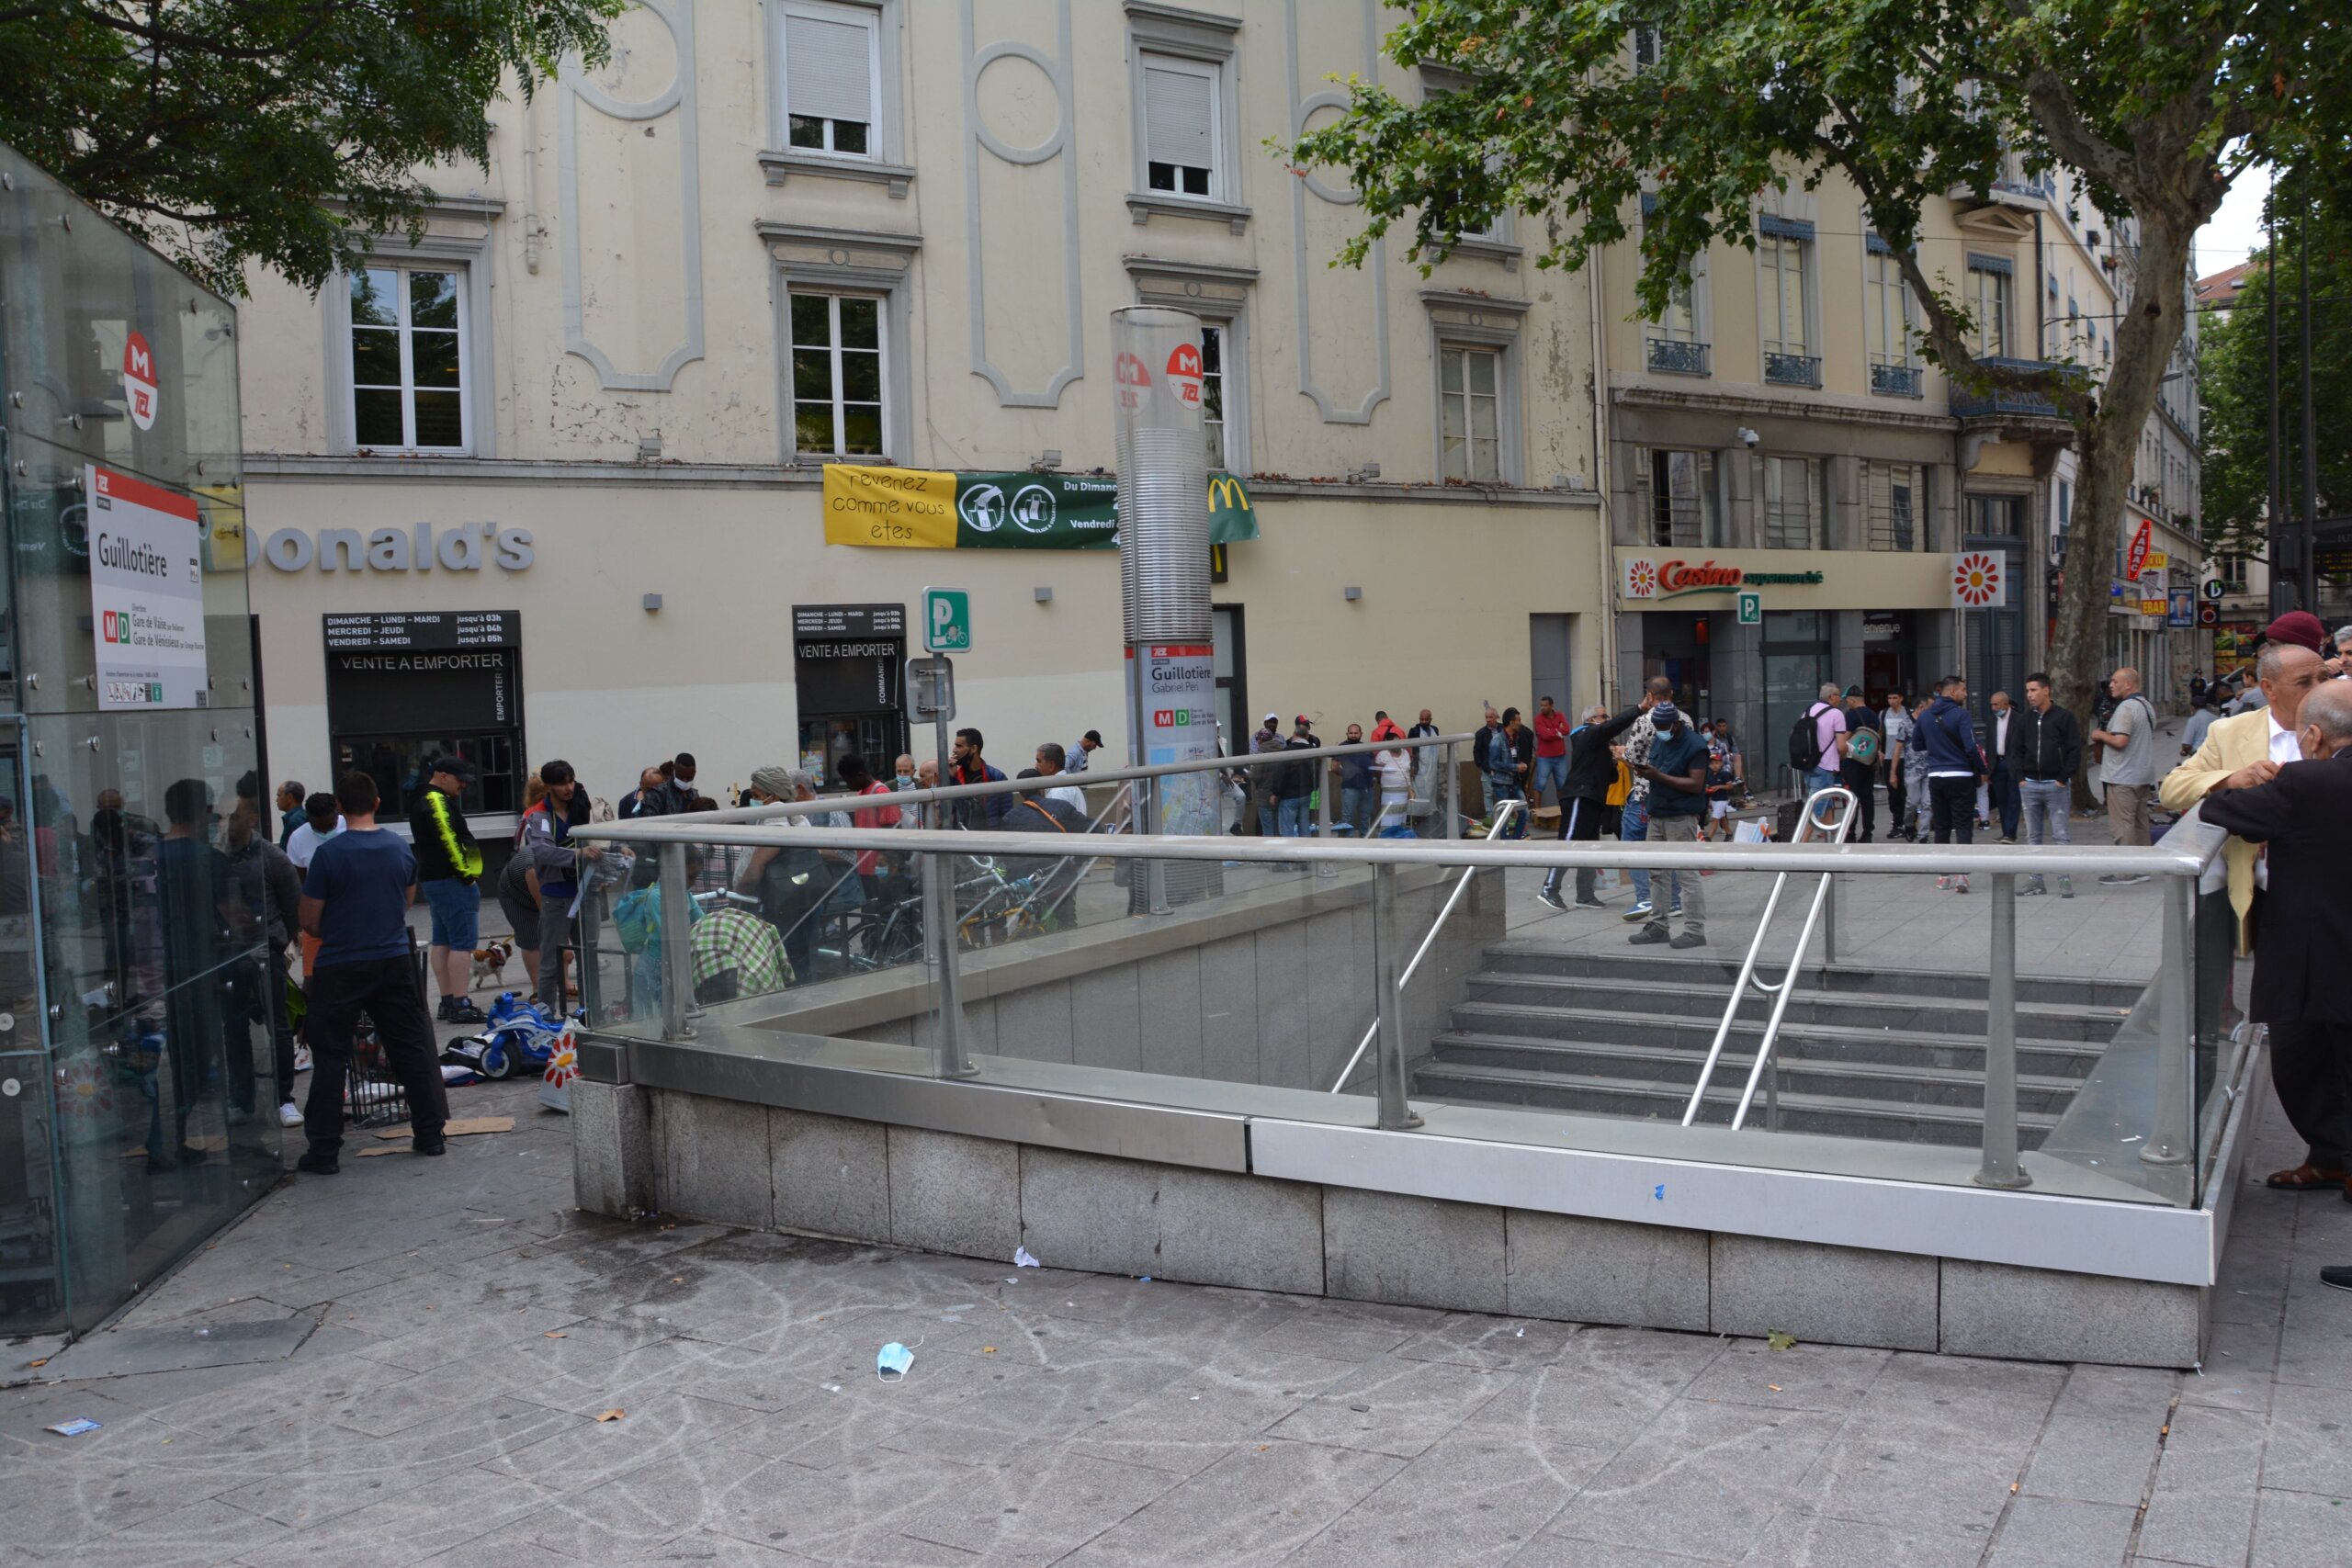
[3,1056,2346,1568]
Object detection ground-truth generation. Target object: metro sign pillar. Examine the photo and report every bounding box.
[1112,306,1220,908]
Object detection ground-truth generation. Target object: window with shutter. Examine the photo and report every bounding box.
[781,2,877,158]
[1142,54,1218,197]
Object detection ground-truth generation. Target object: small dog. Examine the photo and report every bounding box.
[470,940,514,990]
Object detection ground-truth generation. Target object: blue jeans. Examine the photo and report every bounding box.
[2019,778,2071,849]
[1340,785,1372,835]
[1620,796,1681,909]
[1278,796,1310,837]
[1532,753,1569,803]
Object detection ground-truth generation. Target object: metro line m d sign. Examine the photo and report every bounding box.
[1620,557,1824,600]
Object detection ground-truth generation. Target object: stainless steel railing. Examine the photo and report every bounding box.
[1327,798,1526,1094]
[1680,785,1858,1134]
[585,810,2227,1190]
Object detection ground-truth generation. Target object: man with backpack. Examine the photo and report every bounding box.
[1838,686,1883,841]
[1790,682,1848,816]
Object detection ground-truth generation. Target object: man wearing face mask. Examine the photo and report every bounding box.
[2164,639,2329,1190]
[2196,682,2352,1271]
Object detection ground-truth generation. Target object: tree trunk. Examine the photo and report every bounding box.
[2045,214,2195,801]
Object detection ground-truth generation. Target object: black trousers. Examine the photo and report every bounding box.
[1839,763,1877,840]
[303,954,449,1155]
[2267,1020,2352,1171]
[1928,775,1977,846]
[1544,795,1608,902]
[1885,772,1908,834]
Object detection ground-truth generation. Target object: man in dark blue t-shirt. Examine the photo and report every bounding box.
[296,771,448,1171]
[1629,704,1711,949]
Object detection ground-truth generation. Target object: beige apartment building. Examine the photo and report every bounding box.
[233,0,1608,832]
[1600,150,2206,778]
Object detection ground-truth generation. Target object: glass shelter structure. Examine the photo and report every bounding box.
[0,144,273,1336]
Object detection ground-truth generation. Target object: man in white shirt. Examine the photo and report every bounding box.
[285,791,346,878]
[1032,743,1088,815]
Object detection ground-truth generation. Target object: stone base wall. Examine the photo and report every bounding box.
[573,1081,2210,1368]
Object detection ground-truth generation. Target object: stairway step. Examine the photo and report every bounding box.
[1459,971,2130,1043]
[1428,1029,2084,1113]
[1478,943,2147,1010]
[1410,1060,2060,1149]
[1442,1001,2108,1078]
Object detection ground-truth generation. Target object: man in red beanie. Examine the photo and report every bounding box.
[2265,610,2328,654]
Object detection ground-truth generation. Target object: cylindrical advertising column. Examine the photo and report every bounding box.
[1111,307,1221,907]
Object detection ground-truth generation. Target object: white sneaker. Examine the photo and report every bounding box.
[293,1044,313,1073]
[278,1101,304,1128]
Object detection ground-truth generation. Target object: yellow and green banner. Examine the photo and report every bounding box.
[822,465,1259,550]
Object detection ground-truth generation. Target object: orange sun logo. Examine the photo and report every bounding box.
[1627,559,1658,598]
[1953,552,2003,607]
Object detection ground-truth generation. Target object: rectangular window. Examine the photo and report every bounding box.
[1862,461,1920,552]
[1631,25,1662,70]
[348,265,469,452]
[1758,234,1808,358]
[779,1,879,157]
[1439,345,1503,483]
[1142,53,1219,199]
[1201,321,1230,470]
[1863,245,1915,368]
[1760,455,1820,549]
[1640,448,1718,547]
[1968,264,2011,358]
[2218,552,2247,591]
[788,290,886,457]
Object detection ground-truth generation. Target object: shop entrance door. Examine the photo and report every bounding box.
[1760,612,1832,797]
[1212,606,1248,757]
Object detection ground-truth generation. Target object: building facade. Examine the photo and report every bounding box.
[1599,138,2205,784]
[232,0,1609,831]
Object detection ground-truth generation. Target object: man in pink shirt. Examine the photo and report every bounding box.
[1532,696,1571,807]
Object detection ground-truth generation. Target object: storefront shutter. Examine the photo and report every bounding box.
[786,9,874,128]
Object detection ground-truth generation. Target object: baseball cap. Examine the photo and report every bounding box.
[2264,610,2327,653]
[1295,714,1312,727]
[1844,683,1863,698]
[1263,712,1279,724]
[428,754,480,783]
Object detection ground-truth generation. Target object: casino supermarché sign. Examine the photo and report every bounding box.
[1620,557,1825,600]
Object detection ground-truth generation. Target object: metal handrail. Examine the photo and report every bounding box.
[578,817,2220,880]
[1680,786,1859,1130]
[664,732,1476,827]
[1327,799,1525,1093]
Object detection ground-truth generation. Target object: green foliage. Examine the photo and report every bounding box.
[2197,186,2352,559]
[0,0,625,295]
[1286,0,2324,396]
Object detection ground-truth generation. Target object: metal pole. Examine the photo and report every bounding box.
[2297,162,2319,609]
[1974,871,2030,1188]
[2267,183,2289,616]
[2142,874,2193,1170]
[658,841,691,1042]
[1438,741,1459,840]
[1315,758,1336,877]
[1144,775,1171,913]
[922,847,978,1078]
[1370,863,1423,1131]
[1822,873,1838,965]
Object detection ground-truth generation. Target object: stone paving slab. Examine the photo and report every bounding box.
[0,1072,2346,1568]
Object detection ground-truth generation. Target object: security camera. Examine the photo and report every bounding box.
[1736,427,1761,449]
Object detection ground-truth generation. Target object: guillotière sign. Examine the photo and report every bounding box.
[1621,557,1825,600]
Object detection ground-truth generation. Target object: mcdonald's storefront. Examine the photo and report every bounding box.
[241,460,1611,807]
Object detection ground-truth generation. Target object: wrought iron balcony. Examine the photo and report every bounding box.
[1870,362,1924,398]
[1763,352,1821,388]
[1645,337,1710,376]
[1948,356,2073,420]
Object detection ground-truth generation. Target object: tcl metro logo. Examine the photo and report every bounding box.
[121,332,158,431]
[102,611,124,643]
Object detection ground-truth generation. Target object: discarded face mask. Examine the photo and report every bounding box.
[876,1341,915,1382]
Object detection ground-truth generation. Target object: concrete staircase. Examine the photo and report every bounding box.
[1415,944,2145,1147]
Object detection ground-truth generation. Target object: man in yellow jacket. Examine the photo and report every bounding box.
[2160,640,2329,1188]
